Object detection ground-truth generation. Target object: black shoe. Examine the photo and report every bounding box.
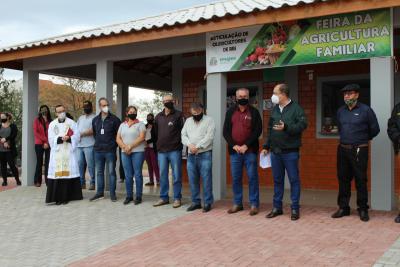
[123,197,133,205]
[16,179,21,186]
[266,208,283,218]
[145,182,155,186]
[331,208,350,218]
[1,181,7,186]
[203,204,212,213]
[187,203,202,212]
[291,209,300,221]
[89,194,104,202]
[395,214,400,223]
[55,202,62,205]
[358,209,369,222]
[134,198,142,205]
[62,201,69,205]
[111,195,117,202]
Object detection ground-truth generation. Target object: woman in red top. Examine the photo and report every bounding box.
[33,105,52,187]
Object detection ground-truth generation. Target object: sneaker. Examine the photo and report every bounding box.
[89,194,104,201]
[111,195,117,202]
[153,199,169,207]
[88,184,95,190]
[173,200,182,208]
[81,183,86,189]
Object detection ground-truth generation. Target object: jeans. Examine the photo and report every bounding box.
[145,147,160,183]
[95,151,117,198]
[121,151,145,199]
[158,150,182,201]
[187,151,213,205]
[77,146,95,186]
[34,144,50,185]
[229,152,259,207]
[271,152,301,211]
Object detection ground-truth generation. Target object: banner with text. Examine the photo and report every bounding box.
[206,8,392,73]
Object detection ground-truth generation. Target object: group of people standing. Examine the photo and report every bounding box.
[4,81,400,223]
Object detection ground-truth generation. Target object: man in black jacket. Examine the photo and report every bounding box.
[89,97,121,202]
[261,84,307,221]
[223,88,262,216]
[388,102,400,223]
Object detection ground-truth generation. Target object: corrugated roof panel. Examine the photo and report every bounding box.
[0,0,327,53]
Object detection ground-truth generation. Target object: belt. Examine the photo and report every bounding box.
[340,143,368,149]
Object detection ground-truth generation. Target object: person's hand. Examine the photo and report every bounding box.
[273,120,285,131]
[3,142,9,149]
[233,145,241,153]
[0,138,5,143]
[261,149,269,155]
[188,144,198,154]
[239,145,248,154]
[43,143,49,149]
[62,135,70,141]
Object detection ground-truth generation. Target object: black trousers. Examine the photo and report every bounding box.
[34,144,50,184]
[0,151,19,182]
[337,145,369,211]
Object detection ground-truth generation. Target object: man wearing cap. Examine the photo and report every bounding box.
[332,84,380,222]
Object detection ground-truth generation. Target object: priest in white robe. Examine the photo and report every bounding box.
[46,105,83,205]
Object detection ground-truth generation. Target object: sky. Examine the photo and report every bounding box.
[0,0,216,81]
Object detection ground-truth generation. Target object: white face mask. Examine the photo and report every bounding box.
[271,94,280,105]
[58,112,66,120]
[101,106,109,113]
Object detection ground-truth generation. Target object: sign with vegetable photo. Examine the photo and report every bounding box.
[206,8,392,73]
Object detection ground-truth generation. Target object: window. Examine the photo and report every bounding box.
[317,75,370,138]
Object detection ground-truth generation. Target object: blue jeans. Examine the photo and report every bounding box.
[158,150,182,201]
[187,151,213,205]
[77,146,95,186]
[230,152,259,207]
[121,151,145,199]
[95,151,117,198]
[271,152,301,211]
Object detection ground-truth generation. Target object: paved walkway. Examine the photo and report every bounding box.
[1,185,400,266]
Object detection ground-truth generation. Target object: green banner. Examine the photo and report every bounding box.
[206,9,392,73]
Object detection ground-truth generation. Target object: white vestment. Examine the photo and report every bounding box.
[47,118,80,179]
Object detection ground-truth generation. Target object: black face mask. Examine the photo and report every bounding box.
[128,113,137,120]
[147,119,154,124]
[83,107,92,114]
[193,113,203,122]
[164,102,174,109]
[237,98,249,106]
[1,119,7,123]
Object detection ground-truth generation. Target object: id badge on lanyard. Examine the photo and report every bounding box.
[101,121,105,135]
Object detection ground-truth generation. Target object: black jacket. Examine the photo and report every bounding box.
[263,101,307,153]
[223,105,262,154]
[92,112,121,153]
[0,123,18,157]
[388,103,400,154]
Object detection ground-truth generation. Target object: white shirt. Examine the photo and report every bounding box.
[279,99,292,113]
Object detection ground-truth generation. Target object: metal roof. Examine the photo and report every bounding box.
[0,0,326,53]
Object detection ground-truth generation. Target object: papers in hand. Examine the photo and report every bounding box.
[259,152,271,169]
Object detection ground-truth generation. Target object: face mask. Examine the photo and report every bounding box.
[58,112,66,121]
[83,107,92,114]
[40,111,47,116]
[164,101,174,109]
[147,119,154,124]
[344,99,357,106]
[193,113,203,122]
[101,106,109,113]
[271,94,280,105]
[128,113,137,120]
[1,119,7,123]
[237,98,249,106]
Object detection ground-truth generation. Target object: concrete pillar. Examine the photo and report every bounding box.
[206,73,227,200]
[96,61,114,191]
[21,70,39,186]
[172,54,183,110]
[370,57,395,211]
